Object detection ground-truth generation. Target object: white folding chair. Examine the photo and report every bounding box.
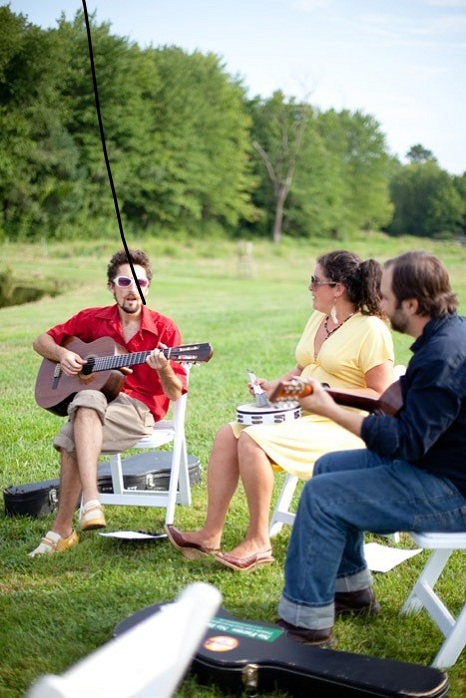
[401,531,466,668]
[26,582,222,698]
[99,365,191,525]
[269,365,407,539]
[269,473,300,537]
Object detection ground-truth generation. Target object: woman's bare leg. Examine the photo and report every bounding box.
[223,432,274,558]
[180,424,241,550]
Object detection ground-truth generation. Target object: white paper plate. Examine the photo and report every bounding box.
[99,530,167,541]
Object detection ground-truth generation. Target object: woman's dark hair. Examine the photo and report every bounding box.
[317,250,384,317]
[107,249,153,285]
[385,250,458,317]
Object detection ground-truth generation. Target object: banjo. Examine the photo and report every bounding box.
[236,370,302,425]
[235,374,404,425]
[236,401,301,425]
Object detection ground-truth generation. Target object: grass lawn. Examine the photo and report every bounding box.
[0,233,465,697]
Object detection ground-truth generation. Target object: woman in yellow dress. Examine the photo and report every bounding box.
[166,250,395,571]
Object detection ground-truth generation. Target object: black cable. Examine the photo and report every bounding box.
[82,0,146,304]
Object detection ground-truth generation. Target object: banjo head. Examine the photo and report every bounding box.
[236,402,301,425]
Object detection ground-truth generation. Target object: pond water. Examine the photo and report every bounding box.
[0,286,47,309]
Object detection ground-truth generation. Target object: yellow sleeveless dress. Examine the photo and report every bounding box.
[230,311,394,480]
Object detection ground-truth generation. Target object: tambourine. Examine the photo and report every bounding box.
[236,402,301,425]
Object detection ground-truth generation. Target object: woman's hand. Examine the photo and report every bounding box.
[248,377,270,396]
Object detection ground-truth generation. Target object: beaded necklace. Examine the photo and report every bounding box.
[324,312,355,338]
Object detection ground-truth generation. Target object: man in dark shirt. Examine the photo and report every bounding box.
[276,250,466,646]
[29,249,187,557]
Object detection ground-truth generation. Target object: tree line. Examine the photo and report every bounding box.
[1,6,465,243]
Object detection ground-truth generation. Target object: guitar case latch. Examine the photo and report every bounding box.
[242,663,259,694]
[48,487,59,509]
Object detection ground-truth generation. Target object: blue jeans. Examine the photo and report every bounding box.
[278,449,466,630]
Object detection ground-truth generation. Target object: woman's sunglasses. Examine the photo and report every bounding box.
[310,275,337,287]
[113,275,149,289]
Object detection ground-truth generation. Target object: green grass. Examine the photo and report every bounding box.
[1,233,465,697]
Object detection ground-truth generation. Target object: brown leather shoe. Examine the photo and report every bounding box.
[335,587,381,616]
[277,619,335,647]
[164,524,219,560]
[214,549,275,573]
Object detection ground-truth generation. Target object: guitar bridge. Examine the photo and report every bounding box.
[52,364,62,390]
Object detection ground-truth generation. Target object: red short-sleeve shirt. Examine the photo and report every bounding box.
[46,304,187,422]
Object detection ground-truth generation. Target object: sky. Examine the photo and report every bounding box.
[6,0,466,175]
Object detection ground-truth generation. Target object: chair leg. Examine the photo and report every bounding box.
[431,604,466,668]
[164,437,190,526]
[401,549,453,616]
[384,532,400,543]
[269,474,299,537]
[108,453,125,494]
[177,438,191,506]
[401,548,466,668]
[97,368,195,521]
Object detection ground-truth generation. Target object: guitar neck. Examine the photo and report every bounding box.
[269,378,402,417]
[88,347,175,374]
[324,388,379,412]
[91,350,152,373]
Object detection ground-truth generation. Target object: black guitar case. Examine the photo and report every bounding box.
[114,604,449,698]
[96,452,202,493]
[3,453,201,518]
[3,478,61,518]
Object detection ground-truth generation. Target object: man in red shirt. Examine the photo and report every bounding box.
[29,249,187,557]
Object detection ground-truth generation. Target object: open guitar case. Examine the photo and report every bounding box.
[114,604,450,698]
[3,452,202,518]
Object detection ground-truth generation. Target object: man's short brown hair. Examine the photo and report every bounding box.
[385,251,458,318]
[107,249,153,285]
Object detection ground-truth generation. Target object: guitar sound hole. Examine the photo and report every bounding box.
[81,358,95,376]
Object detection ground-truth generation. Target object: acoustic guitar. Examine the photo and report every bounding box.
[35,336,213,416]
[269,377,403,417]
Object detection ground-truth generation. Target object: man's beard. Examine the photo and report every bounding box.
[389,308,409,334]
[116,296,141,314]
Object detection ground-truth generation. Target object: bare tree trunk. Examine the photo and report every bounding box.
[272,185,288,244]
[252,101,310,244]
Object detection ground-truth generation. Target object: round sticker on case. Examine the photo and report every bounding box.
[204,635,239,652]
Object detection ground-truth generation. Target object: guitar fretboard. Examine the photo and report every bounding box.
[90,350,153,373]
[84,346,201,374]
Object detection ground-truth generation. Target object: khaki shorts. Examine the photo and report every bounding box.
[53,390,155,455]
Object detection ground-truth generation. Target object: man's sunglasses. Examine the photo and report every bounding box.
[113,275,149,289]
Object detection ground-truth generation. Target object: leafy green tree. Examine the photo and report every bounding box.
[279,116,346,240]
[248,100,394,242]
[452,173,466,235]
[389,161,465,237]
[406,144,437,164]
[144,46,257,234]
[6,6,462,245]
[248,91,312,243]
[0,7,80,239]
[52,11,156,237]
[1,7,258,240]
[317,109,394,235]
